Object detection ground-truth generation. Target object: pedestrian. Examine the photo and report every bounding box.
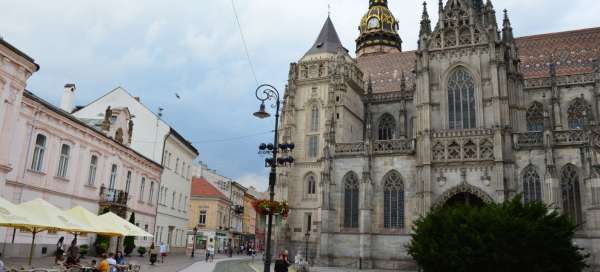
[209,245,215,262]
[55,236,65,264]
[66,238,80,267]
[149,243,157,265]
[205,246,210,263]
[107,252,117,272]
[159,242,167,263]
[0,252,5,272]
[96,253,110,272]
[274,250,291,272]
[251,248,256,263]
[115,251,126,272]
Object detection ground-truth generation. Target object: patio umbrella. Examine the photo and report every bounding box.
[18,199,94,265]
[98,212,153,237]
[65,206,122,236]
[0,196,35,229]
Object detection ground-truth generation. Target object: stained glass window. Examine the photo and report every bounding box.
[561,164,582,225]
[448,68,476,129]
[378,114,396,140]
[522,165,542,203]
[383,171,404,229]
[343,172,359,228]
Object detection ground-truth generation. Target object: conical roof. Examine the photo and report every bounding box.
[305,17,346,56]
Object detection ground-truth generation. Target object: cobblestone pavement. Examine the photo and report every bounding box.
[180,257,251,272]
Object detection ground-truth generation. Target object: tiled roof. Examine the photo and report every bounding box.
[357,27,600,93]
[515,27,600,78]
[305,17,347,56]
[191,177,228,199]
[357,51,416,93]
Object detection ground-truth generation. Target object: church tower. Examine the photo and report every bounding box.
[279,16,365,259]
[356,0,403,57]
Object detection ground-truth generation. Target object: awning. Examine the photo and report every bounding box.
[98,212,153,237]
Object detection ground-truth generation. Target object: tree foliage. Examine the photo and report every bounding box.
[407,196,588,272]
[123,212,136,256]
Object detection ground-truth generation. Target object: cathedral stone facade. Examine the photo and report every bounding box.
[278,0,600,269]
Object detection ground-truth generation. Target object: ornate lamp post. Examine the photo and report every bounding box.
[191,227,198,258]
[304,231,310,265]
[253,84,295,272]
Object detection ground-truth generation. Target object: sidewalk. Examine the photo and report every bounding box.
[180,256,250,272]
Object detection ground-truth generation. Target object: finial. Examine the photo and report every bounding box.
[422,1,429,17]
[328,1,331,17]
[439,0,443,11]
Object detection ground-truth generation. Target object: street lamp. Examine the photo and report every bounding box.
[253,84,295,272]
[191,227,198,258]
[304,231,310,265]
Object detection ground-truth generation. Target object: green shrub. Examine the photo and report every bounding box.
[407,196,588,272]
[79,244,89,258]
[123,213,136,256]
[137,246,146,257]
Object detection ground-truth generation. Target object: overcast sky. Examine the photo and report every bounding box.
[1,0,598,191]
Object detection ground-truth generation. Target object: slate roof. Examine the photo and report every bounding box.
[357,27,600,93]
[191,177,228,200]
[305,17,347,56]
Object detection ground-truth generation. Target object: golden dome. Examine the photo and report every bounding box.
[359,5,399,34]
[356,0,402,57]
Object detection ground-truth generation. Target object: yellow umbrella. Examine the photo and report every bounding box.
[98,212,153,237]
[18,199,95,265]
[65,206,122,236]
[0,196,35,229]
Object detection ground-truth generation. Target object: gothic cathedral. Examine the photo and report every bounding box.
[278,0,600,269]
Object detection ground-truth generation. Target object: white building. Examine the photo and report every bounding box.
[72,87,199,252]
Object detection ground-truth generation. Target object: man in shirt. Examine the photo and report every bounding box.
[159,242,167,263]
[107,253,117,272]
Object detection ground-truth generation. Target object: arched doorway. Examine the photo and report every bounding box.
[444,192,485,207]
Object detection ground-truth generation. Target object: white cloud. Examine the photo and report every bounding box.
[236,173,269,192]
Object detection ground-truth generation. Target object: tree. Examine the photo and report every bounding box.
[94,207,111,256]
[123,212,137,256]
[407,196,588,272]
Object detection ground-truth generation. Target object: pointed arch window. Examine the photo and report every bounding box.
[343,172,360,228]
[448,68,476,130]
[378,114,396,140]
[310,105,319,132]
[522,166,542,203]
[306,174,317,195]
[561,164,582,225]
[526,102,545,132]
[383,171,404,229]
[568,98,591,129]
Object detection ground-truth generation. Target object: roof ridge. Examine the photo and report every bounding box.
[516,26,600,41]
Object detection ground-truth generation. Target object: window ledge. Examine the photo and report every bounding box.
[138,200,145,204]
[27,169,46,176]
[54,176,69,182]
[84,184,97,190]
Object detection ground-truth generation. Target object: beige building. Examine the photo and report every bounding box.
[189,177,231,252]
[242,191,257,248]
[280,0,600,269]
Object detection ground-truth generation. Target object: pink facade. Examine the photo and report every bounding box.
[0,39,162,257]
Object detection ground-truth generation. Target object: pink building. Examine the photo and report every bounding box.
[0,39,162,257]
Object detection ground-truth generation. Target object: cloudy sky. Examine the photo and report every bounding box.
[1,0,598,191]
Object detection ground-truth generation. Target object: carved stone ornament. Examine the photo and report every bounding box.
[433,182,495,208]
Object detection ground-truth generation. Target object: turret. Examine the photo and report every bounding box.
[502,9,514,42]
[356,0,402,57]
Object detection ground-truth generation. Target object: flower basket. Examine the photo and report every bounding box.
[253,199,289,218]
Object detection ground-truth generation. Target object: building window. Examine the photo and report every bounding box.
[144,224,148,241]
[526,102,545,132]
[167,153,172,168]
[306,213,312,233]
[87,155,98,185]
[172,191,176,209]
[383,171,404,229]
[163,188,168,205]
[199,210,207,226]
[175,158,180,174]
[56,144,71,178]
[125,171,132,194]
[378,113,396,140]
[308,135,319,158]
[448,67,476,130]
[139,177,145,201]
[178,193,182,211]
[306,174,317,195]
[568,98,591,129]
[343,172,359,228]
[522,165,542,203]
[149,181,155,203]
[310,105,319,132]
[561,164,582,225]
[109,164,118,189]
[31,134,47,172]
[184,196,188,212]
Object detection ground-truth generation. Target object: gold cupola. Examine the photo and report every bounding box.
[356,0,402,57]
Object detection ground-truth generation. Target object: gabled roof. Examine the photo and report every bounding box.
[305,17,347,56]
[191,177,228,200]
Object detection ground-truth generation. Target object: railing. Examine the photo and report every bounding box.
[99,186,128,206]
[553,130,587,145]
[515,132,544,148]
[335,142,364,155]
[373,139,415,155]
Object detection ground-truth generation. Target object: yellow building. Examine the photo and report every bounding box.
[242,192,257,248]
[189,177,231,252]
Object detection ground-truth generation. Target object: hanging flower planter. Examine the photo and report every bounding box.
[253,199,289,218]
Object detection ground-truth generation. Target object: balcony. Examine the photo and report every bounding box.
[514,129,591,150]
[99,186,129,216]
[373,139,415,155]
[514,132,544,148]
[431,129,495,163]
[335,142,364,155]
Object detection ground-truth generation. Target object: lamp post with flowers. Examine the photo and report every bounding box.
[252,84,295,272]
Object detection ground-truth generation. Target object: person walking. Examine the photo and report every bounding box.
[149,243,157,265]
[274,250,291,272]
[0,252,5,272]
[159,242,167,263]
[66,238,80,266]
[55,236,65,264]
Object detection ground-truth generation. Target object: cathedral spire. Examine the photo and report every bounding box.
[419,1,432,37]
[502,9,514,42]
[305,17,346,57]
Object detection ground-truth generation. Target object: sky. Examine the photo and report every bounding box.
[1,0,598,191]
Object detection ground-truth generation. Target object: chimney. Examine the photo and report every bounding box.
[134,97,140,102]
[60,83,76,113]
